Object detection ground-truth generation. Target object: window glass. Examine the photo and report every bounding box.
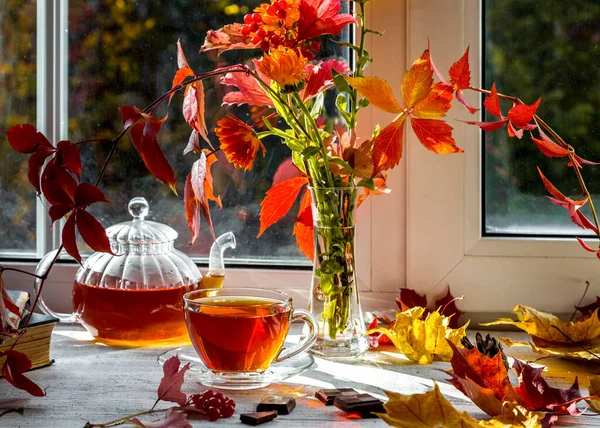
[484,0,600,236]
[69,0,347,264]
[0,0,37,254]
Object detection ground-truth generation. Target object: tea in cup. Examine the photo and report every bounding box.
[184,288,317,373]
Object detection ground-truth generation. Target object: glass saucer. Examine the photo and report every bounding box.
[157,346,315,390]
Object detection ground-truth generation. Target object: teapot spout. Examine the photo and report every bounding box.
[201,232,236,289]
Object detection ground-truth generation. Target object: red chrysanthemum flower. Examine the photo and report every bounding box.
[215,116,266,171]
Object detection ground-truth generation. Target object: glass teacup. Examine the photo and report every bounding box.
[184,288,318,374]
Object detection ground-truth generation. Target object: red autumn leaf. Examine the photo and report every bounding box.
[28,146,55,194]
[40,158,78,206]
[128,409,191,428]
[293,190,314,261]
[537,167,584,207]
[575,237,600,258]
[411,82,454,119]
[200,23,255,55]
[48,204,73,223]
[401,50,434,109]
[56,140,82,179]
[434,287,465,329]
[4,123,52,154]
[74,182,109,207]
[454,90,478,115]
[484,82,503,119]
[1,350,45,397]
[157,355,190,406]
[357,174,390,208]
[121,106,177,193]
[449,46,471,91]
[183,131,201,156]
[62,212,81,264]
[507,98,541,129]
[221,66,272,107]
[575,296,600,319]
[512,358,583,415]
[184,151,221,244]
[302,59,351,101]
[531,137,569,158]
[258,176,309,237]
[372,116,406,176]
[170,40,195,104]
[396,288,428,312]
[446,341,517,416]
[410,118,463,154]
[76,210,112,254]
[297,0,356,41]
[183,82,209,144]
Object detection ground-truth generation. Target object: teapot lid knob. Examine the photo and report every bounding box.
[128,197,149,220]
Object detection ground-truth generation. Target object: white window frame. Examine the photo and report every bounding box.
[406,0,600,315]
[1,0,407,313]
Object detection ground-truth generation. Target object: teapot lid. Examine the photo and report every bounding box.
[106,197,178,251]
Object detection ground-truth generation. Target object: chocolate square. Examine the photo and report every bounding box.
[257,396,297,415]
[240,411,278,425]
[334,393,385,415]
[315,388,358,405]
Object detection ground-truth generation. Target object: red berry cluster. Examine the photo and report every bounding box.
[241,1,292,52]
[190,390,236,421]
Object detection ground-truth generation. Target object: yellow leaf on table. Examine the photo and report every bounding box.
[379,382,480,428]
[379,382,544,428]
[499,336,600,361]
[482,304,600,343]
[367,307,469,364]
[587,375,600,414]
[478,402,544,428]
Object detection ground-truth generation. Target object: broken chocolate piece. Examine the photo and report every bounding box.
[257,396,297,415]
[240,411,278,426]
[315,388,358,405]
[334,393,385,415]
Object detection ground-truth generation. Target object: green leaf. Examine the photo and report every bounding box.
[302,146,321,158]
[336,94,352,125]
[310,92,325,119]
[357,178,376,190]
[329,157,357,175]
[333,70,352,93]
[358,98,370,109]
[372,123,381,139]
[330,39,362,54]
[292,151,307,173]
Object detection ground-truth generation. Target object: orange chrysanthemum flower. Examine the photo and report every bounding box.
[215,116,266,171]
[256,47,307,93]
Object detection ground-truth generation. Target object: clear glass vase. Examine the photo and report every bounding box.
[307,186,369,358]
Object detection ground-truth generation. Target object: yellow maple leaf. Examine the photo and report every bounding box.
[379,382,543,428]
[367,307,469,364]
[587,375,600,414]
[499,336,600,361]
[482,304,600,343]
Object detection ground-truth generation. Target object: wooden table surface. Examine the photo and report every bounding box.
[0,325,599,427]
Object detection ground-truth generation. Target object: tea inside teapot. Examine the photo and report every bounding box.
[35,197,236,347]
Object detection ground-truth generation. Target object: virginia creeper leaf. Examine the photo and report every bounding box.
[56,140,82,179]
[303,59,351,101]
[1,350,45,397]
[411,82,454,119]
[449,46,471,90]
[62,213,81,264]
[40,158,78,206]
[28,147,54,194]
[296,0,357,41]
[157,355,190,406]
[4,124,52,154]
[74,183,109,207]
[484,83,503,118]
[293,190,313,261]
[411,118,463,154]
[507,99,541,129]
[258,176,309,237]
[76,210,112,255]
[121,107,177,193]
[401,49,433,109]
[344,76,403,114]
[371,116,406,176]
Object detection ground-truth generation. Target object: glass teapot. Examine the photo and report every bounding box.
[34,197,236,346]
